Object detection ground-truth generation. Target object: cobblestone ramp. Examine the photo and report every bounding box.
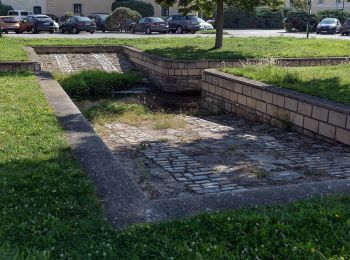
[39,53,133,73]
[101,115,350,199]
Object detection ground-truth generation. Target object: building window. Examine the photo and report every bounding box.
[33,6,42,14]
[317,0,324,4]
[161,7,169,17]
[73,4,82,15]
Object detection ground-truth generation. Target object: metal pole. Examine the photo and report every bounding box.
[306,0,312,38]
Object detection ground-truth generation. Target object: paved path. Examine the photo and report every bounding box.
[40,53,133,73]
[6,29,350,40]
[100,114,350,200]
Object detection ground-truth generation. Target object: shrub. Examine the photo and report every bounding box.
[105,7,141,31]
[316,10,350,23]
[223,6,284,29]
[112,0,154,17]
[255,6,284,29]
[284,9,317,32]
[56,70,143,97]
[0,1,12,16]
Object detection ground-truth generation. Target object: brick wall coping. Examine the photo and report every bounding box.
[205,69,350,114]
[33,45,350,64]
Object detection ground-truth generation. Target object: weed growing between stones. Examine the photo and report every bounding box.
[84,102,187,130]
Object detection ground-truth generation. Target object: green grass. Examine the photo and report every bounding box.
[223,64,350,105]
[1,36,350,61]
[84,102,187,129]
[1,72,350,258]
[54,70,142,97]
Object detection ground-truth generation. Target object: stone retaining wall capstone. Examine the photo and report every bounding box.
[202,69,350,146]
[0,61,41,72]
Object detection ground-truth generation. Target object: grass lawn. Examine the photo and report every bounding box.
[1,36,350,61]
[54,70,142,97]
[223,64,350,105]
[84,102,187,130]
[0,72,350,258]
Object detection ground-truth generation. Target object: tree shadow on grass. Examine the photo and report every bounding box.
[144,46,257,60]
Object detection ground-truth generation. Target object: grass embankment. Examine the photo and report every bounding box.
[85,102,187,130]
[223,64,350,105]
[1,36,350,61]
[1,72,350,258]
[55,70,142,97]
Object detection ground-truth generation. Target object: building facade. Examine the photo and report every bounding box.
[2,0,179,17]
[285,0,350,13]
[2,0,47,14]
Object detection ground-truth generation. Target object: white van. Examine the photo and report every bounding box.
[8,10,32,20]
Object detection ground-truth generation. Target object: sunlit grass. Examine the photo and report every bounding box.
[84,102,187,130]
[223,63,350,105]
[1,36,350,61]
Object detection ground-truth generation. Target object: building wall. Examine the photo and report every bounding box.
[285,0,350,13]
[46,0,115,17]
[142,0,179,17]
[1,0,47,14]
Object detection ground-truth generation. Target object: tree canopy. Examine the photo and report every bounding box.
[112,0,154,17]
[0,1,13,16]
[155,0,282,48]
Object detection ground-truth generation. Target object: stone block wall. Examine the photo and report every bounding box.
[202,69,350,146]
[0,62,41,72]
[33,45,350,94]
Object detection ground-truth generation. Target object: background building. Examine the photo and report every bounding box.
[2,0,47,14]
[2,0,180,17]
[285,0,350,13]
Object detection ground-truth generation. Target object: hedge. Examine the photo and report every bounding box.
[112,0,154,17]
[223,6,284,29]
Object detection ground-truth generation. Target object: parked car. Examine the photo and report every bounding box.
[129,17,169,34]
[165,15,201,34]
[340,18,350,35]
[45,14,59,22]
[206,19,215,25]
[316,18,341,34]
[0,16,20,33]
[198,18,213,30]
[89,14,109,32]
[19,15,55,33]
[59,16,96,34]
[8,10,32,21]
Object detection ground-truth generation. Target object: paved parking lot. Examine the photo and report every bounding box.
[4,29,350,40]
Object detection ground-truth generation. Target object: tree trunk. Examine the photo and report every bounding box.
[215,0,224,49]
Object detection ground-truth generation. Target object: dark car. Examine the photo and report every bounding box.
[89,14,108,32]
[59,16,96,34]
[21,15,55,34]
[316,18,341,34]
[340,19,350,35]
[45,14,59,22]
[0,16,20,34]
[165,15,201,34]
[129,17,169,34]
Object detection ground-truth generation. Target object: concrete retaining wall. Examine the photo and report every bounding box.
[202,69,350,146]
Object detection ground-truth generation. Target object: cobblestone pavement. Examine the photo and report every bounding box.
[98,115,350,200]
[39,53,133,73]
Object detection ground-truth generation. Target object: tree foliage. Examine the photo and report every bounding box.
[290,0,307,9]
[155,0,283,48]
[112,0,154,17]
[105,7,141,31]
[0,1,13,16]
